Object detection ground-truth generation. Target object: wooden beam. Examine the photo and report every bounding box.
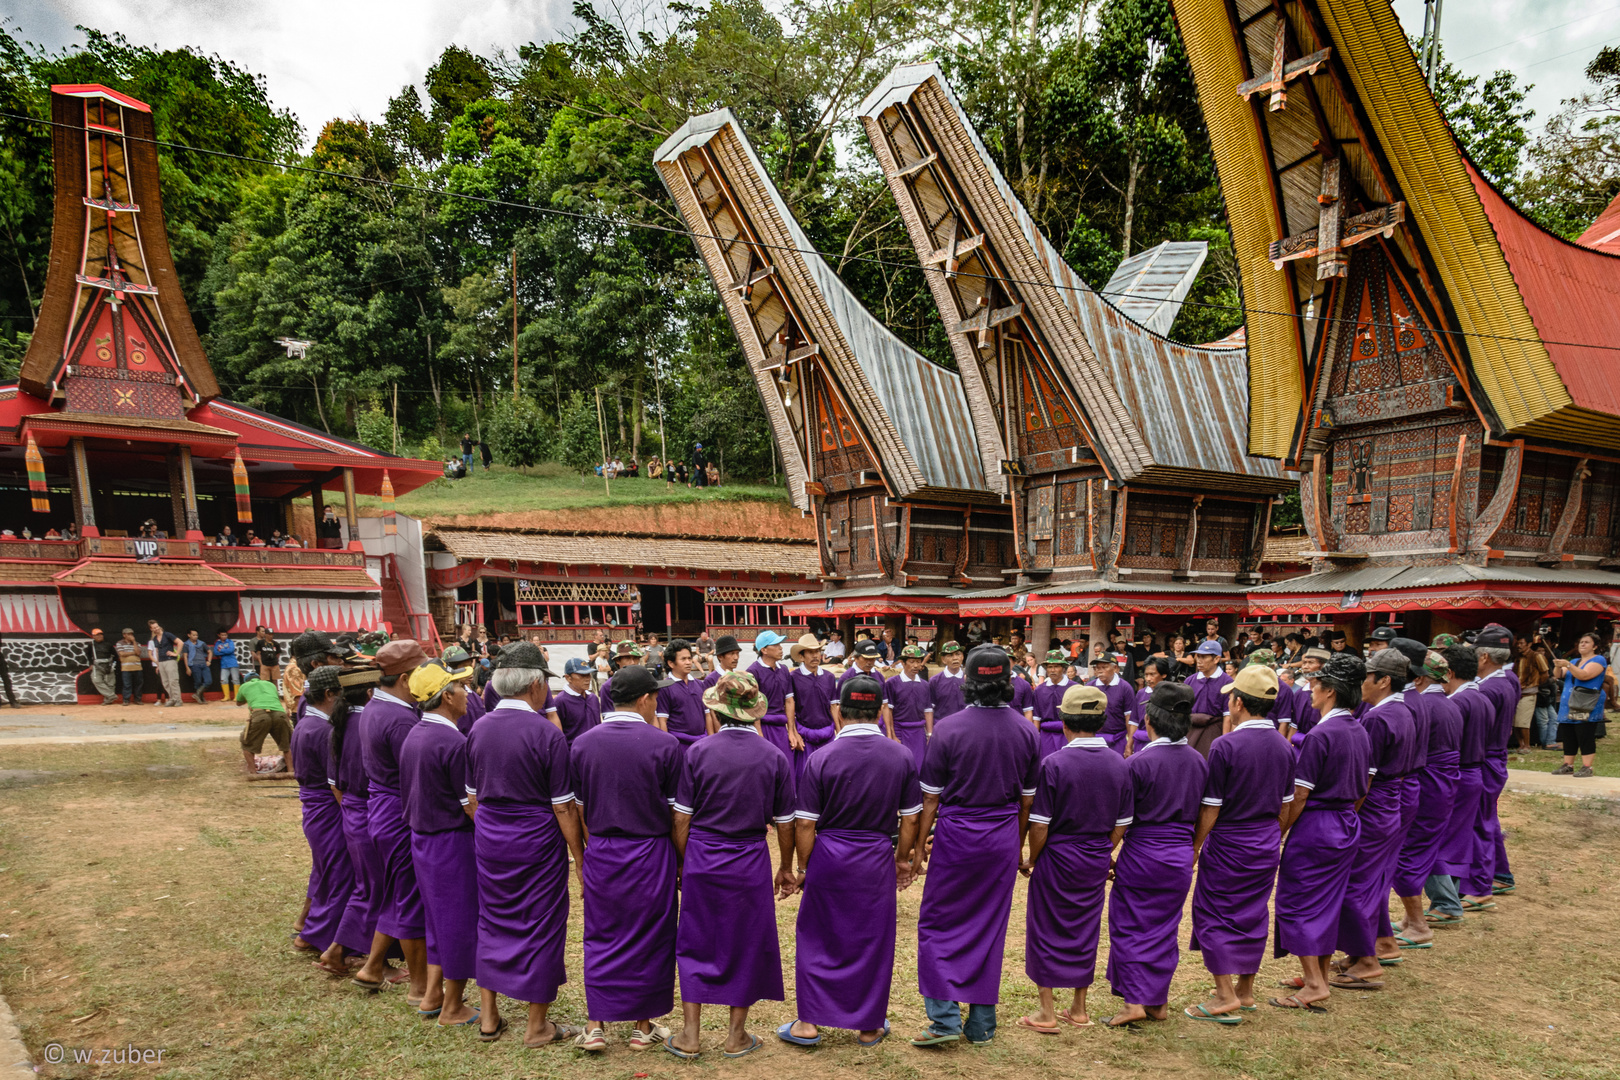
[893,152,937,179]
[1316,155,1346,279]
[1236,21,1332,111]
[1269,201,1405,269]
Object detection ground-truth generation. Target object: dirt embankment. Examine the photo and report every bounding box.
[419,499,816,539]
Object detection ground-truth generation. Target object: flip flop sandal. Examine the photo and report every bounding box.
[479,1016,509,1043]
[857,1022,892,1047]
[1100,1015,1140,1030]
[443,1009,482,1027]
[288,931,319,953]
[1276,977,1306,989]
[1424,912,1464,925]
[1394,935,1433,949]
[1238,1005,1258,1012]
[1015,1015,1061,1035]
[311,960,349,977]
[526,1024,581,1048]
[1184,1004,1242,1025]
[350,975,386,992]
[910,1031,961,1046]
[1461,900,1497,911]
[1377,957,1404,966]
[664,1042,701,1060]
[1492,883,1516,895]
[1328,976,1384,991]
[385,967,411,985]
[1058,1010,1095,1028]
[416,1007,443,1019]
[1268,996,1327,1014]
[723,1034,763,1058]
[777,1022,822,1047]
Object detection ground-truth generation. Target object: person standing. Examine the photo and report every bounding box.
[460,433,474,472]
[928,641,966,720]
[551,658,603,745]
[1467,624,1520,903]
[289,667,356,961]
[114,627,147,704]
[667,672,797,1059]
[1102,683,1207,1027]
[569,665,682,1053]
[1424,643,1490,926]
[704,635,743,687]
[1018,685,1131,1032]
[788,634,838,782]
[477,439,493,471]
[1270,653,1371,1013]
[887,645,935,771]
[147,620,182,707]
[1031,650,1073,760]
[911,646,1040,1047]
[1087,653,1136,756]
[1185,665,1293,1022]
[597,640,645,714]
[398,660,480,1028]
[780,674,921,1048]
[656,639,709,752]
[1552,632,1608,778]
[1391,648,1462,949]
[254,627,281,685]
[466,644,585,1046]
[748,631,799,767]
[833,640,892,732]
[213,631,241,701]
[87,628,118,705]
[1185,640,1232,757]
[182,629,213,704]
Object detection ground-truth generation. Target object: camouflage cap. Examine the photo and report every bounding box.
[1042,648,1069,666]
[938,640,964,655]
[702,669,768,722]
[1244,648,1278,668]
[1429,633,1460,649]
[901,645,928,660]
[1422,649,1450,681]
[613,639,645,660]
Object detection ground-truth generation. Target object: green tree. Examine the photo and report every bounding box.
[1426,44,1534,189]
[485,395,555,468]
[1520,46,1620,238]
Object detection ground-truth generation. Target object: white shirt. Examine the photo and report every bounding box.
[601,709,646,725]
[823,641,846,660]
[937,667,964,680]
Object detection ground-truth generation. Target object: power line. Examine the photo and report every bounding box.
[1453,6,1620,63]
[2,109,1617,356]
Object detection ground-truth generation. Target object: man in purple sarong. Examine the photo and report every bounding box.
[290,667,356,972]
[657,639,709,754]
[888,645,935,771]
[1424,643,1490,926]
[466,643,585,1046]
[1365,638,1433,961]
[788,634,837,784]
[779,674,920,1049]
[1103,683,1207,1028]
[597,640,645,714]
[1186,664,1293,1023]
[1270,653,1371,1013]
[1392,647,1462,949]
[1018,685,1130,1033]
[1186,640,1234,757]
[550,658,602,745]
[1031,649,1073,760]
[1087,652,1136,756]
[928,641,966,721]
[351,640,430,1001]
[569,664,682,1053]
[399,660,479,1027]
[747,630,800,769]
[1467,624,1519,904]
[668,671,797,1060]
[834,639,892,734]
[911,645,1039,1047]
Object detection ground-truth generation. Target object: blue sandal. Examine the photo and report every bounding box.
[777,1021,821,1047]
[1184,1004,1242,1025]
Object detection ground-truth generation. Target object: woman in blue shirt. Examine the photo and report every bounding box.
[1553,632,1608,778]
[213,631,241,701]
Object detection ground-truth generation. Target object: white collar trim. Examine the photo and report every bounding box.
[1142,737,1189,750]
[836,722,883,739]
[494,699,536,713]
[1065,736,1107,748]
[601,709,646,724]
[303,706,330,722]
[1091,674,1121,688]
[1320,707,1354,722]
[420,714,460,731]
[1235,718,1274,732]
[371,689,413,709]
[938,667,964,679]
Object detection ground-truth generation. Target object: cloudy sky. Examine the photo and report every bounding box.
[9,0,1619,145]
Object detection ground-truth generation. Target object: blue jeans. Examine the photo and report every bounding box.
[1533,704,1559,748]
[924,998,996,1043]
[219,666,242,686]
[1424,873,1462,916]
[190,666,213,694]
[120,670,140,704]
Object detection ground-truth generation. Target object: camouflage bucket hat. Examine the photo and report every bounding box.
[1244,648,1278,668]
[1429,633,1460,649]
[938,640,964,655]
[702,669,768,722]
[901,645,928,660]
[1423,650,1450,681]
[614,639,645,659]
[1043,648,1069,666]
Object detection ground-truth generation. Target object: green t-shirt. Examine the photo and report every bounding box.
[237,680,286,713]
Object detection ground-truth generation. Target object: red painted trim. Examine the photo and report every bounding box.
[51,84,152,113]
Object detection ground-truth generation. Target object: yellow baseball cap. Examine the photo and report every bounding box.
[409,660,473,702]
[1060,684,1108,715]
[1231,664,1280,700]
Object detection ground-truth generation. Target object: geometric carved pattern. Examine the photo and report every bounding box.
[1489,451,1618,556]
[1331,418,1482,544]
[1326,243,1456,426]
[1121,492,1187,571]
[1191,500,1251,571]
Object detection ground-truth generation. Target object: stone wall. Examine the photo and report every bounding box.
[0,636,289,704]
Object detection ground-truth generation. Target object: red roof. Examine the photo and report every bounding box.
[1469,163,1620,420]
[1579,191,1620,255]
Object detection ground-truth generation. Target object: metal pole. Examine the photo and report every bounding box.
[595,388,611,496]
[511,247,520,401]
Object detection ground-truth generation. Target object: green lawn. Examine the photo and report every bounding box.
[316,463,790,517]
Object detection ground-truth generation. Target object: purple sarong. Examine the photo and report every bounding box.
[334,794,383,955]
[298,787,354,952]
[366,787,426,940]
[1434,767,1484,877]
[1190,819,1281,975]
[895,723,928,773]
[760,715,798,772]
[1036,719,1066,760]
[795,830,896,1029]
[1024,833,1112,988]
[1465,759,1508,896]
[1274,806,1359,957]
[1378,776,1423,939]
[1337,781,1405,956]
[796,724,835,789]
[917,804,1019,1002]
[411,828,478,980]
[583,835,677,1021]
[475,802,569,1003]
[1105,822,1193,1006]
[1394,763,1459,896]
[677,829,783,1006]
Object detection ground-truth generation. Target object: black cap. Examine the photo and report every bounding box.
[290,629,340,666]
[1390,636,1428,676]
[1475,623,1513,649]
[608,664,675,704]
[714,634,741,656]
[853,639,882,659]
[964,644,1011,684]
[839,674,884,710]
[1148,681,1195,718]
[1368,626,1398,643]
[494,641,554,678]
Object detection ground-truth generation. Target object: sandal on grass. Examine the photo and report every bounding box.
[525,1023,580,1048]
[723,1034,763,1059]
[1268,995,1327,1014]
[1184,1004,1242,1025]
[1016,1015,1061,1034]
[479,1016,508,1043]
[1328,976,1383,991]
[910,1030,961,1046]
[1394,934,1433,949]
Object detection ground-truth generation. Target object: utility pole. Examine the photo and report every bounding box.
[594,388,611,496]
[1421,0,1444,88]
[511,247,520,401]
[391,382,399,454]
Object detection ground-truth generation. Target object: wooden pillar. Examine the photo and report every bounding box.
[342,467,359,548]
[1029,611,1053,657]
[68,437,97,538]
[311,482,325,527]
[475,575,486,632]
[177,446,201,539]
[282,499,298,544]
[1337,613,1369,650]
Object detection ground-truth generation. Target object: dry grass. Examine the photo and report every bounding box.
[2,739,1618,1079]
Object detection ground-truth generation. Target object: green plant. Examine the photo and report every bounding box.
[353,401,393,451]
[485,395,554,468]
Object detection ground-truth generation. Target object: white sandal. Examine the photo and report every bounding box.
[629,1022,670,1050]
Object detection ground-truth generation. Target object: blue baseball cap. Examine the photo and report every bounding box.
[564,657,594,677]
[1194,640,1225,656]
[754,630,787,650]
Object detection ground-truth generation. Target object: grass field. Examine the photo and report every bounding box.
[329,463,789,517]
[2,739,1619,1079]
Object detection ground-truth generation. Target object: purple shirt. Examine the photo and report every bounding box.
[657,674,709,744]
[359,691,419,793]
[1451,685,1493,766]
[549,685,601,745]
[1475,668,1520,760]
[570,712,683,837]
[1011,675,1034,717]
[887,672,932,728]
[1188,669,1234,719]
[790,666,838,743]
[1203,721,1294,823]
[747,659,794,719]
[1363,695,1420,783]
[1295,710,1373,809]
[1028,737,1133,835]
[1124,739,1208,826]
[465,700,573,806]
[333,704,369,797]
[920,704,1040,807]
[836,663,889,705]
[1032,677,1072,723]
[795,725,921,831]
[1415,685,1463,767]
[928,669,966,720]
[292,707,336,791]
[1131,685,1152,728]
[399,716,472,834]
[1086,675,1135,739]
[456,687,486,736]
[674,727,795,838]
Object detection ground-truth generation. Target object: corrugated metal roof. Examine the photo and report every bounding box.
[858,64,1282,484]
[655,111,989,496]
[1102,241,1208,337]
[430,527,822,577]
[1251,562,1620,595]
[1577,191,1620,255]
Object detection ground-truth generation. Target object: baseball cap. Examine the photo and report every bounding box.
[754,630,787,651]
[1060,684,1107,715]
[1390,637,1428,674]
[964,644,1011,684]
[1475,623,1513,649]
[441,645,472,665]
[563,657,594,677]
[409,660,473,702]
[1302,647,1332,662]
[494,641,554,678]
[1244,648,1278,667]
[853,640,882,659]
[376,639,428,676]
[1193,640,1224,656]
[1368,625,1398,643]
[1231,664,1280,700]
[839,674,884,710]
[608,664,674,703]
